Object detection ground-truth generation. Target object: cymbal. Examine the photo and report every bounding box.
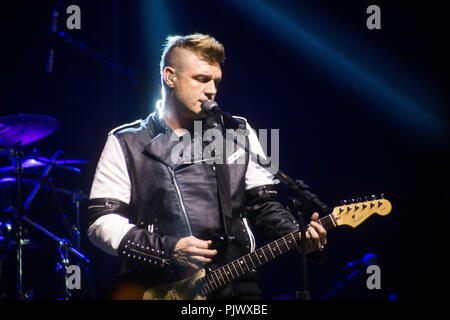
[0,157,88,172]
[0,177,37,190]
[0,114,59,148]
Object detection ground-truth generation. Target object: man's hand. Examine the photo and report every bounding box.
[173,236,218,269]
[299,212,327,253]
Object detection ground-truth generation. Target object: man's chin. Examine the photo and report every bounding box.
[196,111,208,119]
[191,105,207,119]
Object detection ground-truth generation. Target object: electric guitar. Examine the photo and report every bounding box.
[106,195,392,300]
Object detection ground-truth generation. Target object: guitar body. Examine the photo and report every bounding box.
[106,269,206,300]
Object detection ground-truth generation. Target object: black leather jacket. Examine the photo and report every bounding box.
[87,112,302,296]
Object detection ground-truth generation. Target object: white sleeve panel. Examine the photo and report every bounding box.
[244,121,275,190]
[87,214,135,256]
[89,134,131,204]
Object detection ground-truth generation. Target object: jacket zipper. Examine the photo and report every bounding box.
[242,217,256,252]
[87,200,113,210]
[168,167,193,236]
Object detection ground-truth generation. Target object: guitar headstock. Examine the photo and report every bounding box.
[331,194,392,228]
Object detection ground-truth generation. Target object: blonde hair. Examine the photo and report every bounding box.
[160,33,225,80]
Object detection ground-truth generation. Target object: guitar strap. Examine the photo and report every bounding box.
[215,159,232,236]
[204,115,233,236]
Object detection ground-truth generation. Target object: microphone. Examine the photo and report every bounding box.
[47,4,63,73]
[201,100,240,129]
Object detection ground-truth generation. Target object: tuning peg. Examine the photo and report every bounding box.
[380,193,385,199]
[351,198,355,203]
[370,194,376,200]
[356,197,362,203]
[364,196,369,202]
[340,200,347,205]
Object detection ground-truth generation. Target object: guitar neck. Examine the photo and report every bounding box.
[201,214,337,295]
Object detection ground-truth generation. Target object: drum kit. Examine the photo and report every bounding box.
[0,114,90,300]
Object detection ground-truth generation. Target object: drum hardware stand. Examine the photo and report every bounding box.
[24,150,77,245]
[23,150,62,212]
[71,190,84,251]
[46,178,78,246]
[21,215,90,300]
[53,187,88,251]
[7,146,27,299]
[52,187,94,298]
[16,149,90,299]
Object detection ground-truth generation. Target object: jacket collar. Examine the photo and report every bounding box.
[143,111,180,168]
[143,109,222,168]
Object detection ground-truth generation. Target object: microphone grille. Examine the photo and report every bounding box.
[201,99,218,115]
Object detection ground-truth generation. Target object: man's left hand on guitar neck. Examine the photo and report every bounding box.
[301,212,328,253]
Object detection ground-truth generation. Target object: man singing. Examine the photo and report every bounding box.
[87,33,327,300]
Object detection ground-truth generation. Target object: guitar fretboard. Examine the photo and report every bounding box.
[199,214,336,295]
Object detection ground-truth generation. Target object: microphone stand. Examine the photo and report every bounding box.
[287,198,311,300]
[46,3,63,73]
[50,30,139,84]
[274,174,327,300]
[212,114,329,300]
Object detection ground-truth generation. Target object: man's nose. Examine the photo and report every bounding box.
[204,81,217,99]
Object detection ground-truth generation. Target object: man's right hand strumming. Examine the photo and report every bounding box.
[173,236,218,270]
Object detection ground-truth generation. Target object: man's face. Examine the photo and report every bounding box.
[169,48,222,119]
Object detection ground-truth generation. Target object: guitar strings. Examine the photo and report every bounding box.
[207,214,335,290]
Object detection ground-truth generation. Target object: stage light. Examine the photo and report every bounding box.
[226,0,447,139]
[138,0,175,113]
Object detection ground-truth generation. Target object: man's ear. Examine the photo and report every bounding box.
[164,67,176,88]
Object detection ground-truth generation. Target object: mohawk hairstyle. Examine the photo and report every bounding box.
[160,33,225,79]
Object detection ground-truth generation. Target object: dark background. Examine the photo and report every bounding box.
[0,0,448,300]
